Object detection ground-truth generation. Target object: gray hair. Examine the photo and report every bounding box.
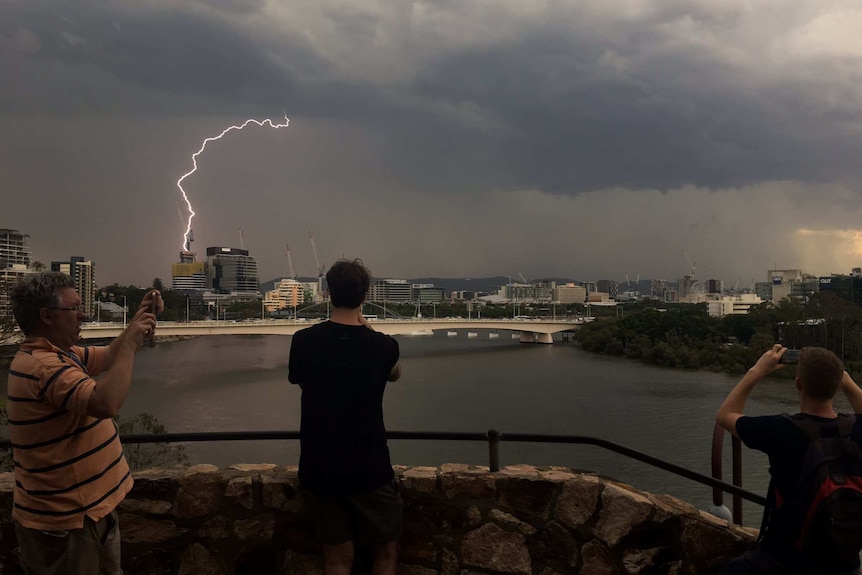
[12,272,75,336]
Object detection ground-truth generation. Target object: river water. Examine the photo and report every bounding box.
[6,331,853,524]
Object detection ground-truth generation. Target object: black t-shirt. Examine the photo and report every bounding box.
[288,321,400,496]
[737,413,862,569]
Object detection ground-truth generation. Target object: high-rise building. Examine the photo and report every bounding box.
[173,230,207,291]
[596,280,618,300]
[553,284,586,304]
[51,257,97,317]
[206,247,259,293]
[0,229,34,320]
[1,264,32,320]
[264,278,303,312]
[368,279,411,302]
[0,229,32,268]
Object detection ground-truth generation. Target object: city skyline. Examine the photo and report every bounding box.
[3,2,862,286]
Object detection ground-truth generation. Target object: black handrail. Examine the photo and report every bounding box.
[0,429,765,509]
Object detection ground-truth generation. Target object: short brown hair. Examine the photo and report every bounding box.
[326,259,371,309]
[11,272,76,336]
[797,347,844,401]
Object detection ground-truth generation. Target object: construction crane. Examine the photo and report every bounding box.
[682,250,696,278]
[285,244,297,280]
[733,276,741,292]
[634,272,640,295]
[518,272,528,284]
[309,231,326,301]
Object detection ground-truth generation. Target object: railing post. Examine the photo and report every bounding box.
[708,422,734,523]
[487,429,501,472]
[732,435,743,525]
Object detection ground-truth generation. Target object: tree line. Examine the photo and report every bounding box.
[575,292,862,375]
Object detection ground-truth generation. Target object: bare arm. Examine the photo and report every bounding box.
[716,344,786,437]
[842,371,862,414]
[104,291,162,368]
[88,293,159,418]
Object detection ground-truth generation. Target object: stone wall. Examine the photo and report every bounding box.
[0,464,756,574]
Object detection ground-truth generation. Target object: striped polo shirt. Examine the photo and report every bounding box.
[6,337,132,530]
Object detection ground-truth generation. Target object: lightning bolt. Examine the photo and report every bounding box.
[176,114,290,251]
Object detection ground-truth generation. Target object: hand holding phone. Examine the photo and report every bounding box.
[780,349,801,364]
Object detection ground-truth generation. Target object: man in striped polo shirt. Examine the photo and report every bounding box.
[7,272,161,575]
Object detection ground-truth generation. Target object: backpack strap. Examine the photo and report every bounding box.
[782,413,858,441]
[757,479,775,543]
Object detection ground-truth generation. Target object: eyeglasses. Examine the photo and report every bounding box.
[50,305,84,313]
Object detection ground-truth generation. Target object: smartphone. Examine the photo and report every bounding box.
[780,349,801,364]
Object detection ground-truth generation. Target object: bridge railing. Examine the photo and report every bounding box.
[0,428,764,524]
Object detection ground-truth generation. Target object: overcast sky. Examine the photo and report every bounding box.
[2,0,862,288]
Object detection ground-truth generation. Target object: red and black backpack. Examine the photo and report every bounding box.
[772,414,862,565]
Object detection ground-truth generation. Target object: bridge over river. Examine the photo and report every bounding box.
[79,318,582,344]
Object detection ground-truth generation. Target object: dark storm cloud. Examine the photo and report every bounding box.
[4,1,861,195]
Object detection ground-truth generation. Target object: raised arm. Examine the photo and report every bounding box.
[88,291,161,418]
[841,371,862,414]
[717,344,786,437]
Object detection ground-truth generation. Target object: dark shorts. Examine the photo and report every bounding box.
[304,480,403,546]
[15,510,122,575]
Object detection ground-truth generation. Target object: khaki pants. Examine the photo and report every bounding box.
[15,510,122,575]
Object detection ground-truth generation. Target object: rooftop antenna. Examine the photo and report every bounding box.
[239,228,245,250]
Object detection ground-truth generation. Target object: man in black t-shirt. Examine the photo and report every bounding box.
[289,259,402,575]
[717,345,862,574]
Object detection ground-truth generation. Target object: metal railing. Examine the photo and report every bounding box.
[0,428,764,523]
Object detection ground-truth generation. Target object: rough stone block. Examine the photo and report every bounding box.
[184,464,219,475]
[230,463,276,472]
[531,520,578,568]
[401,467,438,494]
[178,543,224,575]
[225,476,254,510]
[499,464,540,478]
[440,463,470,473]
[174,473,224,518]
[679,516,749,566]
[466,505,482,526]
[461,523,531,575]
[594,483,654,547]
[119,513,185,544]
[441,548,459,575]
[539,468,577,482]
[554,475,601,529]
[441,473,495,500]
[130,469,180,499]
[488,509,537,535]
[234,513,275,541]
[622,546,664,574]
[400,532,437,563]
[580,540,620,575]
[498,476,557,519]
[198,515,233,541]
[119,498,172,516]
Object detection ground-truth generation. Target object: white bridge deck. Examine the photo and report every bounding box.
[79,318,582,344]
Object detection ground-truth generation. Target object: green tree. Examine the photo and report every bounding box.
[115,413,189,471]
